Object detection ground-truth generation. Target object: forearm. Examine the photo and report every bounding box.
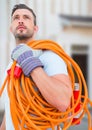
[31,67,72,112]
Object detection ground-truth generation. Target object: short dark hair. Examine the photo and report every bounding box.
[11,4,36,25]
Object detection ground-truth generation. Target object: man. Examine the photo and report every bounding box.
[0,4,72,130]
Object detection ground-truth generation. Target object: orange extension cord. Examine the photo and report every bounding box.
[0,40,92,130]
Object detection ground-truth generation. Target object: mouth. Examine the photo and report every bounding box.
[17,26,26,30]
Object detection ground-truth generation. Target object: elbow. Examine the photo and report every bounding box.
[57,99,71,112]
[55,90,72,112]
[57,90,72,112]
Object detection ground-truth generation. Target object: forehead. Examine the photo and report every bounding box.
[12,9,33,17]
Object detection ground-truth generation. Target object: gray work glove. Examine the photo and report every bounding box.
[11,44,43,76]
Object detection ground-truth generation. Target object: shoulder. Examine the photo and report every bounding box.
[1,61,12,83]
[40,50,60,57]
[1,61,13,84]
[1,61,13,98]
[39,50,64,63]
[39,50,68,76]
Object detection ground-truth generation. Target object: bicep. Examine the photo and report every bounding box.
[52,74,72,98]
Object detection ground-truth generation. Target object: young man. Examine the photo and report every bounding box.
[0,4,72,130]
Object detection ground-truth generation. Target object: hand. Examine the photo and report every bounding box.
[11,44,43,76]
[11,44,43,60]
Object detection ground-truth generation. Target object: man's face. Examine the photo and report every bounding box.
[10,9,38,40]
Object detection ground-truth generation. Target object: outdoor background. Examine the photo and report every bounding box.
[0,0,92,129]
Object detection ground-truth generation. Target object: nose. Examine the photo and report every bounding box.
[18,18,24,24]
[18,21,23,25]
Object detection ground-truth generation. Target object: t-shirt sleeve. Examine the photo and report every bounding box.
[1,62,12,102]
[39,50,68,76]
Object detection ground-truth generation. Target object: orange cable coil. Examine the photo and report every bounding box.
[0,40,92,130]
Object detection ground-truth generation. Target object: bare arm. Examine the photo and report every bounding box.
[31,67,72,112]
[0,114,5,130]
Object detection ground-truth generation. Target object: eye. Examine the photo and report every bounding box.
[13,15,19,20]
[24,15,30,20]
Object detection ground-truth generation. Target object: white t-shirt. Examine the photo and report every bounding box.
[2,50,67,130]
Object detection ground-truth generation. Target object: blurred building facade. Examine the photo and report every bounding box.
[0,0,92,111]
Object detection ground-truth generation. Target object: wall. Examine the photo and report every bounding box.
[56,26,92,100]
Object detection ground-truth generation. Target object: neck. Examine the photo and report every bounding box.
[16,37,34,45]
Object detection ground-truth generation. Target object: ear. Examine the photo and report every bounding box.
[34,25,39,32]
[10,25,12,33]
